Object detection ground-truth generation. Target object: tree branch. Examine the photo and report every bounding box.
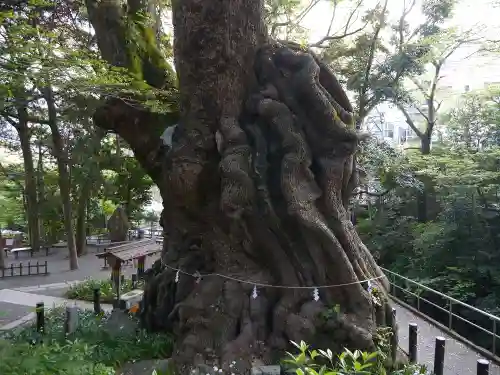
[356,0,388,122]
[1,110,49,125]
[309,24,368,48]
[309,0,366,48]
[397,0,416,51]
[270,0,321,37]
[394,102,425,139]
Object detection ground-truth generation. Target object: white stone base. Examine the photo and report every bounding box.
[119,289,144,310]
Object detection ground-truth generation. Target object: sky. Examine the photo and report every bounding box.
[299,0,500,125]
[302,0,500,91]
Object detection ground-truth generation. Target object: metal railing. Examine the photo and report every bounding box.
[381,267,500,360]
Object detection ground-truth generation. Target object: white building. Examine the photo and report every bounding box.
[362,103,421,148]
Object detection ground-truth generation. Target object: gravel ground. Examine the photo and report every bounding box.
[393,302,500,375]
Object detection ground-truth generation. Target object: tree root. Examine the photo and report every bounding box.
[141,42,393,374]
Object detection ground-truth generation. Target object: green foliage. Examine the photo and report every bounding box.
[0,1,174,245]
[282,340,427,375]
[66,278,143,303]
[358,86,500,354]
[0,164,25,228]
[440,89,500,150]
[0,338,115,375]
[0,307,173,374]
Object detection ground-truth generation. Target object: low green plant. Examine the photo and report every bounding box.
[66,277,143,303]
[0,306,172,375]
[0,338,115,375]
[373,327,393,363]
[283,340,428,375]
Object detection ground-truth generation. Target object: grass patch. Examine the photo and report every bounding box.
[0,307,172,375]
[66,278,143,303]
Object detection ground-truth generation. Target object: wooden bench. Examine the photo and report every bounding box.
[10,245,51,259]
[10,246,32,259]
[93,240,130,253]
[86,234,111,246]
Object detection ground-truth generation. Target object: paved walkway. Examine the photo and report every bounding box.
[393,302,500,375]
[0,287,113,330]
[0,247,159,289]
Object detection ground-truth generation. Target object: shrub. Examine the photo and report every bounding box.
[66,277,143,303]
[0,306,172,375]
[283,340,428,375]
[0,338,115,375]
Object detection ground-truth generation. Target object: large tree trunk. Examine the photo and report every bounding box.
[15,107,41,253]
[86,0,394,372]
[43,86,78,270]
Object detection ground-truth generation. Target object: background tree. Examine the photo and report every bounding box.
[357,86,500,350]
[441,89,500,150]
[0,1,158,267]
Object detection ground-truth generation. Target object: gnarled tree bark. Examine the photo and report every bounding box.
[85,0,394,372]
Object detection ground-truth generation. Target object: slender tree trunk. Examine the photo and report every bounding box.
[75,181,90,256]
[417,134,431,222]
[43,86,78,270]
[15,107,41,253]
[37,139,45,244]
[86,0,393,372]
[0,230,5,269]
[76,131,104,256]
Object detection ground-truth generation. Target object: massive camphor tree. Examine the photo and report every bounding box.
[84,0,394,372]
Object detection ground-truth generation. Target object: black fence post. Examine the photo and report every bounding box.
[19,263,23,276]
[44,260,48,275]
[36,261,40,274]
[131,274,137,289]
[36,302,45,333]
[433,337,445,375]
[93,287,101,314]
[477,359,489,375]
[28,261,31,275]
[10,263,13,276]
[409,323,418,363]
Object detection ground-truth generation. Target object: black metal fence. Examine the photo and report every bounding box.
[401,313,494,375]
[0,261,49,278]
[382,267,500,360]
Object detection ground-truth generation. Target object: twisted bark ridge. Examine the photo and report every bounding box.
[140,42,393,372]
